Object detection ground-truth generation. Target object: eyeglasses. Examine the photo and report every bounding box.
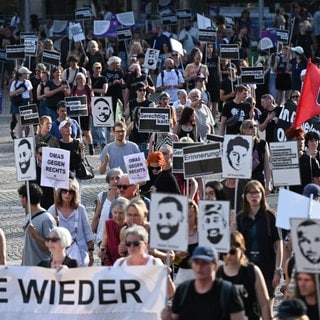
[125,241,142,247]
[138,88,146,92]
[45,237,60,243]
[291,95,300,99]
[61,189,75,194]
[114,130,125,133]
[149,166,161,171]
[117,184,134,190]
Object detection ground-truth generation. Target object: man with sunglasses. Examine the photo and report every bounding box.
[18,183,57,266]
[123,82,155,122]
[99,121,140,174]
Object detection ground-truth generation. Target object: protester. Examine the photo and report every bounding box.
[98,197,129,266]
[48,178,95,267]
[35,115,59,148]
[161,245,245,320]
[217,231,271,320]
[18,183,57,266]
[39,226,78,268]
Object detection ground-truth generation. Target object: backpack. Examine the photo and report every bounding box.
[161,69,186,89]
[179,279,233,318]
[11,80,27,103]
[66,67,86,88]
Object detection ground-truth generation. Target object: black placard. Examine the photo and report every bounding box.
[117,27,132,41]
[161,14,178,25]
[219,44,240,60]
[42,49,61,66]
[276,29,289,44]
[206,134,224,144]
[183,143,222,178]
[65,96,88,117]
[19,104,39,126]
[75,8,92,21]
[6,45,25,60]
[176,9,192,20]
[139,107,170,133]
[198,29,217,42]
[240,66,264,85]
[172,142,202,173]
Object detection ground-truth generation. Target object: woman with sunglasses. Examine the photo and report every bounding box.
[240,119,272,194]
[39,227,78,269]
[118,198,150,258]
[174,199,199,286]
[140,151,180,199]
[217,231,271,320]
[237,180,283,315]
[99,197,129,266]
[114,225,175,298]
[48,178,95,267]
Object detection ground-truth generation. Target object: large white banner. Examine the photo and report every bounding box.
[0,266,166,320]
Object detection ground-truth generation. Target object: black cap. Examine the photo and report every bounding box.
[277,298,307,318]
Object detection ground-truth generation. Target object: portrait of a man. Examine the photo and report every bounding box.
[226,136,250,171]
[94,97,112,123]
[297,220,320,264]
[202,203,227,244]
[156,196,184,240]
[18,138,33,174]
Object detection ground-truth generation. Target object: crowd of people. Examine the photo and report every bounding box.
[1,3,320,319]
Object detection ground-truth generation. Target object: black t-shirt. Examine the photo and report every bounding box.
[258,106,282,143]
[126,74,154,101]
[172,278,244,319]
[104,69,125,106]
[222,100,251,134]
[91,75,108,96]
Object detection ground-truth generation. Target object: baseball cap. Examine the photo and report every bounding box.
[190,246,218,262]
[59,119,71,131]
[291,46,304,55]
[18,67,32,74]
[277,298,307,318]
[303,183,320,199]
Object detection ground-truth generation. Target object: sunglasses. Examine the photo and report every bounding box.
[61,189,75,194]
[138,88,146,92]
[117,184,133,190]
[149,166,161,171]
[248,125,257,129]
[291,95,300,99]
[46,237,60,243]
[125,241,141,247]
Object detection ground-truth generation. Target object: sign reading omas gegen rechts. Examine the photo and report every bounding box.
[183,143,222,178]
[139,107,170,133]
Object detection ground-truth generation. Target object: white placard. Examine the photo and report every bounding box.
[291,218,320,273]
[197,13,212,30]
[70,23,85,42]
[116,11,135,26]
[198,200,230,253]
[222,134,253,179]
[276,188,320,230]
[143,48,160,70]
[93,20,111,37]
[41,147,70,189]
[149,193,188,252]
[170,38,184,56]
[14,137,37,182]
[92,96,114,127]
[123,152,149,184]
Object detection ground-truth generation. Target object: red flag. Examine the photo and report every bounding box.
[292,60,320,128]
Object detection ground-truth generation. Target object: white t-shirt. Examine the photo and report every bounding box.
[113,256,163,267]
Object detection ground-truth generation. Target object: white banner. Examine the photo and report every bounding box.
[0,265,166,320]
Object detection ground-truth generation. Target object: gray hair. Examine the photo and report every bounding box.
[50,227,72,248]
[110,196,130,212]
[106,167,123,183]
[125,225,148,243]
[189,88,201,98]
[107,56,121,66]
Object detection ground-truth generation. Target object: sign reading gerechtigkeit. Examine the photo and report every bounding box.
[19,104,39,126]
[183,143,222,178]
[6,45,25,60]
[117,27,132,41]
[198,29,217,42]
[139,107,170,133]
[240,66,264,85]
[219,44,240,60]
[42,49,61,66]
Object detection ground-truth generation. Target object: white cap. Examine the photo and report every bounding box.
[18,66,32,74]
[59,119,71,131]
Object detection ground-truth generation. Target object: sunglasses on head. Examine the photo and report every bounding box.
[125,241,141,247]
[46,237,60,243]
[117,184,133,190]
[149,166,161,171]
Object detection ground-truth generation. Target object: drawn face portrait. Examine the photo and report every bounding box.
[297,222,320,264]
[18,140,32,174]
[157,200,183,240]
[228,145,249,171]
[95,98,112,123]
[202,204,226,244]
